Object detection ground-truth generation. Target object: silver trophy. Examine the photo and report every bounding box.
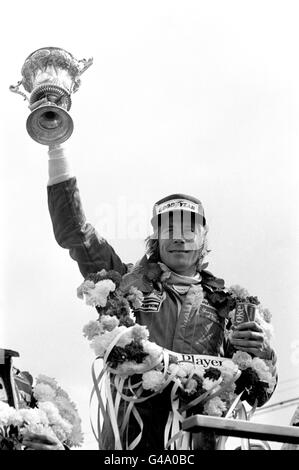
[10,47,93,145]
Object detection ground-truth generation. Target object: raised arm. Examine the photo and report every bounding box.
[47,145,127,278]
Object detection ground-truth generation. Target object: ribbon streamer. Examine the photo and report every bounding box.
[89,326,262,451]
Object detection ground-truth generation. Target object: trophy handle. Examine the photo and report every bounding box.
[78,57,93,76]
[9,80,29,102]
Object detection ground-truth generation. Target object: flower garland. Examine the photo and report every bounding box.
[78,268,276,450]
[0,374,83,450]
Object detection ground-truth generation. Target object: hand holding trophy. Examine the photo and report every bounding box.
[10,47,93,145]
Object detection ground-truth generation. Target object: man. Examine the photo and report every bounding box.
[46,144,277,449]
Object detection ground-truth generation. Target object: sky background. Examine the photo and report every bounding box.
[1,0,299,450]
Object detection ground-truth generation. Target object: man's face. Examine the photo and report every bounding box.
[158,213,205,276]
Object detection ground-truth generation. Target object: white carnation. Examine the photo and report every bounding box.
[232,351,253,370]
[19,408,49,427]
[52,424,67,443]
[21,423,54,438]
[221,359,240,383]
[100,315,119,332]
[180,362,196,377]
[114,361,149,376]
[142,341,163,361]
[117,329,134,348]
[202,377,222,391]
[175,365,188,379]
[204,397,227,417]
[90,326,127,357]
[127,287,144,309]
[251,357,274,385]
[89,279,116,307]
[35,375,58,390]
[38,402,72,439]
[131,325,149,342]
[82,320,102,340]
[38,401,62,424]
[194,365,205,378]
[33,383,56,402]
[185,378,198,394]
[168,363,180,376]
[0,402,22,427]
[142,370,165,392]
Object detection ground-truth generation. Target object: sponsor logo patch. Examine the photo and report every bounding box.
[164,350,236,371]
[137,290,165,313]
[157,199,200,215]
[200,299,218,315]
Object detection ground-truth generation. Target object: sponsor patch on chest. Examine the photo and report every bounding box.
[137,290,166,313]
[200,298,218,315]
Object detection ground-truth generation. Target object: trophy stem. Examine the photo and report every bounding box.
[25,84,73,145]
[29,84,72,110]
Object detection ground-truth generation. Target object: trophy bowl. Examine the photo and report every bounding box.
[10,47,93,145]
